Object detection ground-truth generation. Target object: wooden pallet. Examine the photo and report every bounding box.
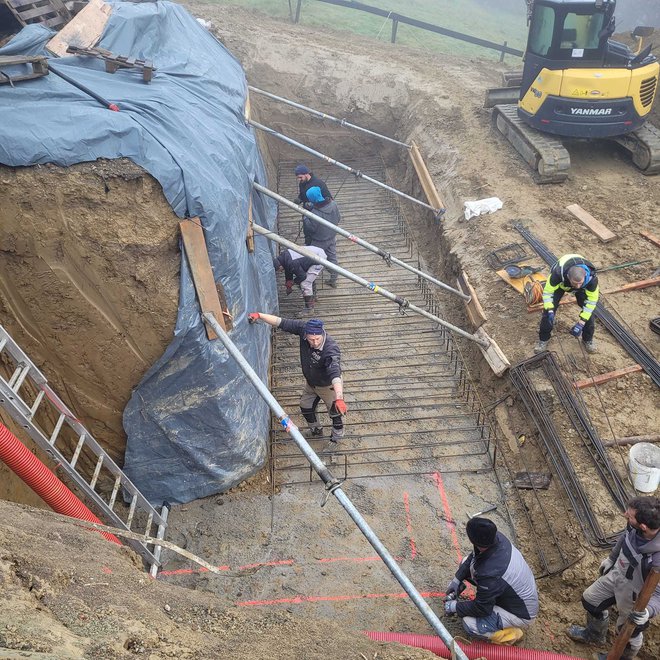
[0,55,48,84]
[67,45,155,82]
[6,0,70,30]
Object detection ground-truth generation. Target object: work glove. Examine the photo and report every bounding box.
[443,600,458,616]
[285,280,294,295]
[443,577,465,601]
[293,197,302,205]
[247,313,260,324]
[546,310,555,327]
[628,608,650,626]
[303,201,314,211]
[599,557,615,576]
[333,399,348,415]
[570,322,584,337]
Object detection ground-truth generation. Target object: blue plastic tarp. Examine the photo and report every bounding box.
[0,2,278,504]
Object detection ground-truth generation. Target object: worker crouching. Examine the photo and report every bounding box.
[443,518,538,645]
[273,246,326,312]
[247,314,347,442]
[566,496,660,660]
[535,254,599,354]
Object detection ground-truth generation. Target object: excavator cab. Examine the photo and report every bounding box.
[519,0,659,138]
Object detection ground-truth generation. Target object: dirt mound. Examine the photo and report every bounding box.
[0,499,435,659]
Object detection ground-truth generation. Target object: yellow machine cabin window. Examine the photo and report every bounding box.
[529,5,555,56]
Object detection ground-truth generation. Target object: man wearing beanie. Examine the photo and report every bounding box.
[443,517,538,645]
[293,164,331,207]
[246,313,347,442]
[303,186,342,288]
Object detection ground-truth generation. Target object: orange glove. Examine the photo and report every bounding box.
[285,280,294,295]
[334,399,347,415]
[247,313,260,324]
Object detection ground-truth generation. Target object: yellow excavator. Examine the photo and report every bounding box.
[487,0,660,182]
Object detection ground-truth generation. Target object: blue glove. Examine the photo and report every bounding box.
[570,322,584,337]
[628,608,649,626]
[444,599,457,615]
[546,310,555,326]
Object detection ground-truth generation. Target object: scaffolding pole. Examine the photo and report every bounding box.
[247,86,412,149]
[252,224,488,348]
[248,119,443,217]
[253,182,468,301]
[202,311,469,660]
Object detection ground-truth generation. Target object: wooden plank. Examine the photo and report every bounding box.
[409,141,445,215]
[640,231,660,249]
[474,327,510,377]
[574,364,643,389]
[604,434,660,448]
[456,270,487,329]
[46,0,112,58]
[246,195,255,253]
[606,277,660,294]
[179,219,226,340]
[565,204,617,242]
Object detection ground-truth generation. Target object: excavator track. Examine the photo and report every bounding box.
[492,104,570,184]
[610,121,660,175]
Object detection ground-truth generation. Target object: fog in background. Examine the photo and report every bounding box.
[476,0,660,29]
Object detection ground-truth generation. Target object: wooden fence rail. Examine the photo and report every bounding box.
[293,0,524,61]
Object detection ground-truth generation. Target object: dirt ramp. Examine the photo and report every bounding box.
[0,159,180,463]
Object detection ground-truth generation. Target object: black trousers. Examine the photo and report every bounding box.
[539,289,595,342]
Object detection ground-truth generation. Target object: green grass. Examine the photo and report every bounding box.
[196,0,528,61]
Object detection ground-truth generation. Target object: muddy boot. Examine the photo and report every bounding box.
[583,340,597,354]
[327,275,338,288]
[596,646,637,660]
[566,612,609,646]
[534,340,549,354]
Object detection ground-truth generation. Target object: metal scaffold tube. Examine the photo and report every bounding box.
[202,311,469,660]
[251,224,489,348]
[248,119,443,217]
[247,86,412,149]
[253,182,468,301]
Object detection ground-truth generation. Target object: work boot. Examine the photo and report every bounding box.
[534,340,549,354]
[490,627,524,645]
[310,427,323,437]
[583,340,597,354]
[596,646,638,660]
[566,612,609,646]
[330,427,344,443]
[327,276,338,288]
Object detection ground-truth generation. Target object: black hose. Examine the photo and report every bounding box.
[48,63,120,112]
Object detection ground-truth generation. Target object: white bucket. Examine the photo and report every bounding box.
[629,443,660,493]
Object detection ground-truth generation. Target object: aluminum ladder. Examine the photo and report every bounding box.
[0,324,168,574]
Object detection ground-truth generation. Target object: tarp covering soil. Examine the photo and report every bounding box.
[0,2,278,504]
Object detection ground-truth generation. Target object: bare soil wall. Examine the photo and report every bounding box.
[0,160,181,475]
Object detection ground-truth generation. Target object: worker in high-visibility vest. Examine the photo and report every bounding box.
[534,254,599,354]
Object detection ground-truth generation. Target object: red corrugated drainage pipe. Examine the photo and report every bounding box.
[364,631,584,660]
[0,421,121,544]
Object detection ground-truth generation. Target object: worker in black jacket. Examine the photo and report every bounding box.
[443,518,538,645]
[535,253,599,354]
[273,246,326,311]
[303,186,341,287]
[247,315,347,442]
[293,164,331,206]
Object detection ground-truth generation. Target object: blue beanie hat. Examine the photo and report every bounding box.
[304,318,324,335]
[305,186,325,204]
[294,164,310,175]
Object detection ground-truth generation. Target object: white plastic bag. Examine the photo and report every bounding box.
[464,197,503,220]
